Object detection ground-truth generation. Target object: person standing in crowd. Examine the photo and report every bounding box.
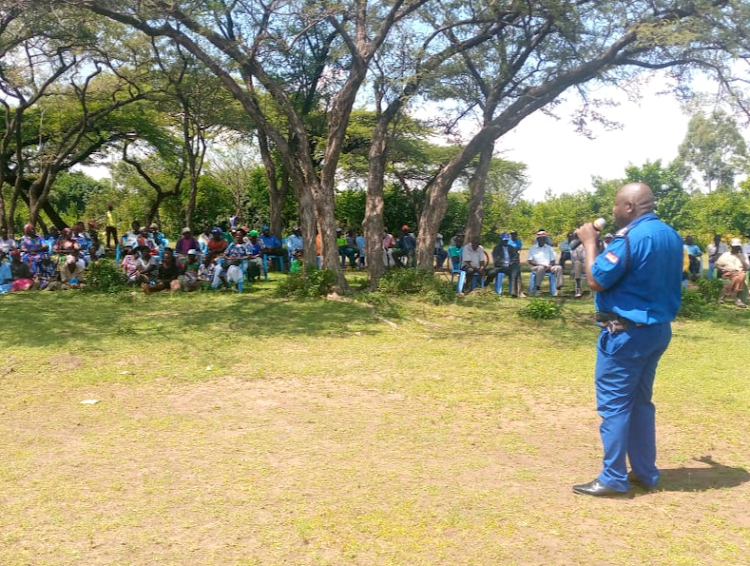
[572,182,682,497]
[706,234,728,279]
[105,204,118,248]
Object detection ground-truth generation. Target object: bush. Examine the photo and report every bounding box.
[275,267,335,299]
[695,277,724,303]
[678,288,708,320]
[518,297,562,320]
[377,268,456,304]
[85,259,126,293]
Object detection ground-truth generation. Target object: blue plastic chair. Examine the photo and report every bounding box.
[529,271,557,296]
[450,253,485,293]
[262,254,284,280]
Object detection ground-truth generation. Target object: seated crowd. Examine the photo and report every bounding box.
[1,220,749,305]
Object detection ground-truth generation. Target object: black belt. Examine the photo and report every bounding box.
[595,312,644,333]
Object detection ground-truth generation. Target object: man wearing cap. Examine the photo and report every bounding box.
[46,253,85,290]
[259,225,285,267]
[527,230,563,295]
[485,232,520,295]
[714,238,749,308]
[572,182,682,497]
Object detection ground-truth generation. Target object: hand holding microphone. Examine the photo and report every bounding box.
[570,218,606,250]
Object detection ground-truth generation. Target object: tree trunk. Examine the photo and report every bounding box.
[464,141,494,243]
[312,181,345,290]
[364,118,389,290]
[416,184,451,270]
[297,186,317,269]
[147,193,166,227]
[269,186,285,239]
[185,175,198,229]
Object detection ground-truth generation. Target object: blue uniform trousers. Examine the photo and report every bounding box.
[595,322,672,491]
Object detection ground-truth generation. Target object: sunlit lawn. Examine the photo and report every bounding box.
[1,277,748,566]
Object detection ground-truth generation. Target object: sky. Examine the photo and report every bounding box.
[494,83,692,202]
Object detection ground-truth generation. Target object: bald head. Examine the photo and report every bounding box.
[613,182,655,227]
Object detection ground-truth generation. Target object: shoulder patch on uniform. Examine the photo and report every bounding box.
[605,251,619,264]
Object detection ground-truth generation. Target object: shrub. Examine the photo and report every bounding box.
[85,259,126,293]
[275,267,335,299]
[678,288,708,320]
[377,268,456,304]
[695,277,724,303]
[518,297,562,320]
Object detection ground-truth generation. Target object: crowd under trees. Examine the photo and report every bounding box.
[3,0,750,291]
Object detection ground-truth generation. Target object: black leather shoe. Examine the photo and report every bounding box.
[628,472,657,492]
[573,478,628,497]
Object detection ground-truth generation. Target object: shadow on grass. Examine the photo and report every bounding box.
[0,289,380,350]
[657,456,750,492]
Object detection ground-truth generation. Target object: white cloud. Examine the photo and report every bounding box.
[499,85,691,201]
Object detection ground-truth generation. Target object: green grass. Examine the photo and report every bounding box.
[0,279,749,566]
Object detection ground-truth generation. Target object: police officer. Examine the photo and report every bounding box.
[572,182,683,497]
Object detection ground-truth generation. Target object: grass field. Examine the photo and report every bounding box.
[1,277,749,566]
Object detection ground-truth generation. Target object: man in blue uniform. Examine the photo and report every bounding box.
[572,182,683,497]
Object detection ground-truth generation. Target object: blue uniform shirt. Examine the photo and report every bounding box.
[591,212,682,325]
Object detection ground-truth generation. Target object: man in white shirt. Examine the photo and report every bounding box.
[460,236,486,292]
[0,227,16,254]
[527,229,563,295]
[706,234,728,279]
[715,238,750,308]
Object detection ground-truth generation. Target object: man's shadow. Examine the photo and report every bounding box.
[656,456,749,492]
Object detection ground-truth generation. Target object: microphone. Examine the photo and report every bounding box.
[570,218,606,250]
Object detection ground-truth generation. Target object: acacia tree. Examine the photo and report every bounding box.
[411,0,750,269]
[149,41,235,227]
[57,0,434,292]
[0,6,154,231]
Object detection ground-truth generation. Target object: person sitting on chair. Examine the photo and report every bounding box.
[460,236,486,293]
[485,232,521,296]
[245,230,264,281]
[715,238,750,308]
[391,225,417,267]
[527,229,563,295]
[259,225,285,270]
[571,240,586,298]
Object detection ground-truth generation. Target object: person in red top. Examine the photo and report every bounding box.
[207,227,228,259]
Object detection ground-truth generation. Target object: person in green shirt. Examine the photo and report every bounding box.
[290,250,304,274]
